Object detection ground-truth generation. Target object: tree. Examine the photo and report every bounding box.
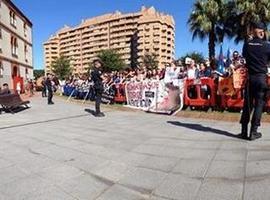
[51,56,72,80]
[188,0,230,61]
[142,53,159,70]
[96,49,125,72]
[226,0,270,43]
[179,51,205,64]
[33,69,45,79]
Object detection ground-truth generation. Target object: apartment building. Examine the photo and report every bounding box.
[44,6,175,74]
[0,0,33,91]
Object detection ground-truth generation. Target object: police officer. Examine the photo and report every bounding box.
[45,73,54,105]
[240,22,270,140]
[91,59,105,117]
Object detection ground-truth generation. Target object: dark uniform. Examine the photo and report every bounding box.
[45,77,54,104]
[240,29,270,140]
[91,67,104,116]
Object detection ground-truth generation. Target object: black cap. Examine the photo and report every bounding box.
[251,21,267,30]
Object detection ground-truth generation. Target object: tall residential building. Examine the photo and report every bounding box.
[0,0,33,90]
[44,6,175,74]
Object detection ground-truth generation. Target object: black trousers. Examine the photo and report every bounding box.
[42,87,47,97]
[95,90,102,114]
[240,74,267,129]
[48,90,53,104]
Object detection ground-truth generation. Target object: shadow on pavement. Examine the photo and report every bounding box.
[84,108,96,116]
[167,121,242,139]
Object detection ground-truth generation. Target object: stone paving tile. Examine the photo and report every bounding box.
[246,160,270,178]
[112,151,149,166]
[214,149,247,161]
[247,150,270,161]
[137,156,179,172]
[90,160,132,183]
[0,174,56,200]
[172,159,210,178]
[0,157,14,169]
[205,160,245,180]
[56,172,111,200]
[15,156,62,174]
[96,184,149,200]
[36,164,84,184]
[148,196,172,200]
[196,178,243,200]
[23,187,76,200]
[118,167,168,193]
[0,165,29,186]
[65,154,108,173]
[244,178,270,200]
[154,174,202,200]
[34,145,85,162]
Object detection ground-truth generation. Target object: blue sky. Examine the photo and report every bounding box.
[13,0,242,69]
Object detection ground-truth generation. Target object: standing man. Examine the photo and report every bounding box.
[41,76,47,97]
[91,59,105,117]
[45,73,54,105]
[240,22,270,140]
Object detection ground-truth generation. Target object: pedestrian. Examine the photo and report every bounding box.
[91,59,105,117]
[240,22,270,140]
[45,73,54,105]
[41,76,47,97]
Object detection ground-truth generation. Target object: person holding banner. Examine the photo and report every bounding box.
[91,59,105,117]
[240,22,270,140]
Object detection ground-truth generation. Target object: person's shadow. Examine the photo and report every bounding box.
[84,108,96,116]
[167,121,242,139]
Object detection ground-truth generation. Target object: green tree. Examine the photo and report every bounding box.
[51,56,72,80]
[226,0,270,43]
[179,51,205,64]
[33,69,45,79]
[96,49,125,72]
[142,53,159,70]
[188,0,230,61]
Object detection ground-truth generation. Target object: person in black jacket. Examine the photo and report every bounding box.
[240,22,270,140]
[91,59,105,117]
[45,73,54,105]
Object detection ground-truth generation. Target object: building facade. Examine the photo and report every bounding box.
[44,6,175,74]
[0,0,33,91]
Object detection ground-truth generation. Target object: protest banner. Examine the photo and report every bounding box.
[218,76,234,96]
[125,80,159,110]
[233,67,247,89]
[125,78,184,114]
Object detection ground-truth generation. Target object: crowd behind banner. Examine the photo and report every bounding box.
[36,49,270,114]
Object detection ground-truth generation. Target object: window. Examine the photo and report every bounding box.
[24,44,28,62]
[10,11,16,27]
[24,23,27,37]
[0,61,3,78]
[0,29,2,53]
[11,36,18,57]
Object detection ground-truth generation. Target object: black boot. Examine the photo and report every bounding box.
[239,124,248,140]
[249,126,262,141]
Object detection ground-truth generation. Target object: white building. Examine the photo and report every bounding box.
[0,0,33,91]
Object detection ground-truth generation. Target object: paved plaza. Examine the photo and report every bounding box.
[0,96,270,200]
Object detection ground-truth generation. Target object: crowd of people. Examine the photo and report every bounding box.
[59,50,245,101]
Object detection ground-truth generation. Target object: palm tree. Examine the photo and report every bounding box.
[227,0,270,43]
[188,0,230,62]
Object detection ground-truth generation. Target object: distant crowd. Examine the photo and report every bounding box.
[61,50,244,90]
